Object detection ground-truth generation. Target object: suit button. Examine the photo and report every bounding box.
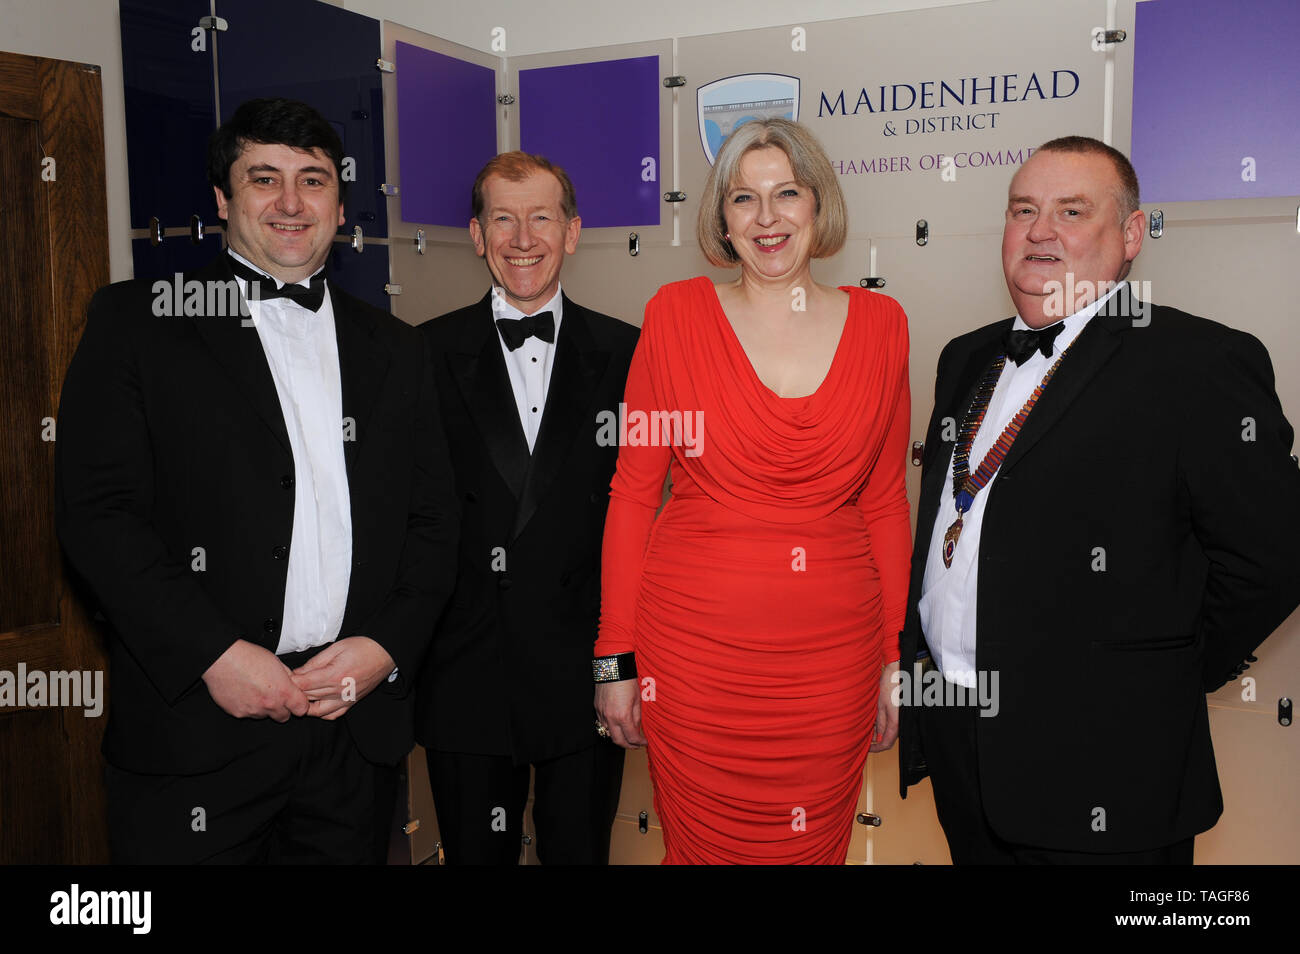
[263,618,277,633]
[272,545,288,560]
[465,491,477,504]
[498,577,512,590]
[281,475,294,490]
[589,492,600,504]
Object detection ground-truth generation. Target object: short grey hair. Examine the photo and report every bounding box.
[696,118,847,267]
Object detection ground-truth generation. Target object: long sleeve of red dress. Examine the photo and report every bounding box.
[854,357,911,664]
[595,296,672,659]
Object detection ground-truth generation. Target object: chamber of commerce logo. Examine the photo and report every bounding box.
[697,73,800,165]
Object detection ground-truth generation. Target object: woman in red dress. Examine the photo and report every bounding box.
[595,118,911,864]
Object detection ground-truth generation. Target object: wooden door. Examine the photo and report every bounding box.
[0,51,110,863]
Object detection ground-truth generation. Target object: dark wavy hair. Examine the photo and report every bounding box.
[208,98,346,199]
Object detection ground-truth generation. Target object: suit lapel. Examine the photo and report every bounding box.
[188,254,292,455]
[331,285,390,476]
[512,296,608,540]
[449,292,531,501]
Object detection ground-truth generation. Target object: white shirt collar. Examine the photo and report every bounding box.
[228,247,323,291]
[490,284,564,325]
[1011,279,1126,332]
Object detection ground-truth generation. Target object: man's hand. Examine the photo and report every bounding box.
[595,678,646,749]
[290,636,396,720]
[202,639,311,722]
[870,660,901,752]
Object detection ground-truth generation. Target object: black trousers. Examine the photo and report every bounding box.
[920,689,1194,865]
[106,715,382,864]
[426,741,624,865]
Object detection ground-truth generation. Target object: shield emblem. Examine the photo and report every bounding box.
[697,73,800,165]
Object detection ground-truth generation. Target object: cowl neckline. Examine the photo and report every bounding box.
[703,278,855,405]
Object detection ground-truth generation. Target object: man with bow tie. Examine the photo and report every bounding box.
[55,98,459,863]
[415,152,638,864]
[898,136,1300,864]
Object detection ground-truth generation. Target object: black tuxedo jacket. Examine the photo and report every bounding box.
[899,288,1300,852]
[55,253,459,775]
[415,291,638,765]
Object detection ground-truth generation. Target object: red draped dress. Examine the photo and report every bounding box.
[597,276,912,864]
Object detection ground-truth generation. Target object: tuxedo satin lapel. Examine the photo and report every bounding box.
[332,287,390,476]
[188,254,292,455]
[999,298,1130,476]
[450,293,530,501]
[512,300,606,540]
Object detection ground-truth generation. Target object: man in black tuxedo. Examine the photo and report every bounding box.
[898,136,1300,863]
[55,98,458,863]
[416,152,638,864]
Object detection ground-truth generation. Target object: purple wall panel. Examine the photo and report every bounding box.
[396,42,498,226]
[1132,0,1300,201]
[519,55,661,228]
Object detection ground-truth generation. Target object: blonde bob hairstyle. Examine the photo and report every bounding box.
[696,118,848,268]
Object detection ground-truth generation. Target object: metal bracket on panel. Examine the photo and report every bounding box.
[415,229,425,255]
[351,226,364,252]
[916,219,929,246]
[662,75,687,88]
[911,440,924,467]
[149,216,163,247]
[663,191,686,203]
[190,214,204,245]
[198,15,228,31]
[384,284,402,296]
[497,93,515,106]
[402,819,419,834]
[638,811,648,834]
[1281,698,1293,727]
[1149,209,1164,239]
[1090,27,1127,49]
[860,276,886,289]
[629,232,639,257]
[856,812,882,827]
[379,183,399,196]
[376,58,395,73]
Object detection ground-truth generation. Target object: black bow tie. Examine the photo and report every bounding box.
[227,253,327,312]
[1005,323,1064,365]
[496,311,555,351]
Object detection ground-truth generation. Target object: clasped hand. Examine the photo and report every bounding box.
[201,637,395,722]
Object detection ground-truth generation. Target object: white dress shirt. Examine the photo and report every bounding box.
[230,249,352,655]
[918,282,1124,687]
[492,285,564,452]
